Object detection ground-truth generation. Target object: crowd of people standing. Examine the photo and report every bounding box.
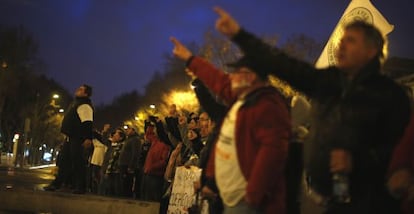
[43,6,414,214]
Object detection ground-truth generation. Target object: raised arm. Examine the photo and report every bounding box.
[192,78,227,123]
[170,36,236,103]
[213,7,342,99]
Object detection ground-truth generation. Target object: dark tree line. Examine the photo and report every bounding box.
[0,25,72,165]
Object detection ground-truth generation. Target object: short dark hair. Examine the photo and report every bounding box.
[345,20,385,59]
[82,84,93,97]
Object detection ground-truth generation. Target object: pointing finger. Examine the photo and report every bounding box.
[213,6,228,18]
[170,37,181,46]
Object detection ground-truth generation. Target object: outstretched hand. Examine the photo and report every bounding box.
[170,37,193,61]
[214,6,240,38]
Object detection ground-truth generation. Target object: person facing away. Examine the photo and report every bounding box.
[212,7,411,214]
[60,84,94,194]
[170,37,291,214]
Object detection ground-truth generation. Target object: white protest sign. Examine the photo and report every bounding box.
[167,166,208,214]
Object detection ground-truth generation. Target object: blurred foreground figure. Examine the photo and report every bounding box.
[213,7,410,214]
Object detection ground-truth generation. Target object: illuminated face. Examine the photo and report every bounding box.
[112,130,124,142]
[199,112,211,137]
[335,29,377,75]
[199,112,210,129]
[75,86,88,98]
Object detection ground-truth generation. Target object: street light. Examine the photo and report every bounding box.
[148,104,157,115]
[58,109,64,113]
[50,94,61,109]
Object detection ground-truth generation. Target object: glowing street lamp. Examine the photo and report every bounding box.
[52,94,60,99]
[13,133,20,142]
[58,109,64,113]
[149,104,156,109]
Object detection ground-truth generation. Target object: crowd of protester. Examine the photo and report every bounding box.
[43,6,414,214]
[45,97,225,211]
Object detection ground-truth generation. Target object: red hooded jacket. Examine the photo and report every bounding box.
[188,56,291,214]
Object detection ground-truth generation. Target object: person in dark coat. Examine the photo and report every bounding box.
[192,78,226,214]
[212,7,411,213]
[43,141,72,191]
[60,84,94,194]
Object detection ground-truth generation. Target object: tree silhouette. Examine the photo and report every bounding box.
[94,91,142,130]
[0,25,71,166]
[0,25,40,153]
[106,31,322,136]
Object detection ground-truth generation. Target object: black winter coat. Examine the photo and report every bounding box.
[232,29,410,213]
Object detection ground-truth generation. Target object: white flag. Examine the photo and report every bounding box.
[315,0,394,69]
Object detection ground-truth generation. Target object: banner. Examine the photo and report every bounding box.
[167,166,208,214]
[315,0,394,68]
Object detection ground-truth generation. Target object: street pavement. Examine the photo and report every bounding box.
[1,153,55,192]
[0,153,159,214]
[0,153,322,214]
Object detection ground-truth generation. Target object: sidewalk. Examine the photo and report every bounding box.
[1,189,160,214]
[0,152,56,170]
[1,152,160,213]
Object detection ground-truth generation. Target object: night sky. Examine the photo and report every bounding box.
[1,0,413,104]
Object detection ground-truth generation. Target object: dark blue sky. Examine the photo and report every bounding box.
[1,0,413,104]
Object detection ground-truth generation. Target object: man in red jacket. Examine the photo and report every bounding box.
[170,37,291,214]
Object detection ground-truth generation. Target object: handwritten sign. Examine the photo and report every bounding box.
[167,166,208,214]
